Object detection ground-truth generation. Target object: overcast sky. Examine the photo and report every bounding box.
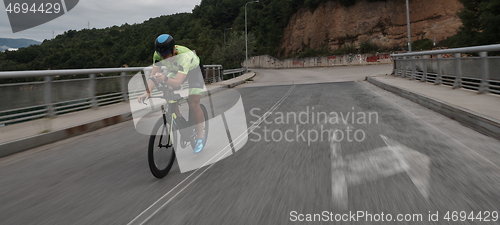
[0,0,202,42]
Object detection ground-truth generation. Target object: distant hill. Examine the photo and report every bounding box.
[0,38,41,51]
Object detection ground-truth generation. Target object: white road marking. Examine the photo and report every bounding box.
[381,135,431,198]
[330,133,347,210]
[330,134,431,210]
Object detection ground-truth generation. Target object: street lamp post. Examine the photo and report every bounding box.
[406,0,412,52]
[224,28,232,45]
[245,0,259,72]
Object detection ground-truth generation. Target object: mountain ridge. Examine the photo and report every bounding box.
[0,38,41,51]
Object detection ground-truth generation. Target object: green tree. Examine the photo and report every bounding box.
[445,0,500,47]
[359,40,378,53]
[412,39,434,51]
[210,32,256,69]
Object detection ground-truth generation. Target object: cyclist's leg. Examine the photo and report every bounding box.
[187,89,204,139]
[186,63,205,143]
[173,102,181,119]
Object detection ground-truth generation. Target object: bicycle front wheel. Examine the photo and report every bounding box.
[148,118,176,178]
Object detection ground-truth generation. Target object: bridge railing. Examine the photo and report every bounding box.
[0,65,242,126]
[223,68,246,80]
[391,44,500,95]
[204,65,223,83]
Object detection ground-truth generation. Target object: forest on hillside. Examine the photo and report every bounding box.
[0,0,498,72]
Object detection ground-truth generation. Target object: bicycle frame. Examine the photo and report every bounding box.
[153,90,190,148]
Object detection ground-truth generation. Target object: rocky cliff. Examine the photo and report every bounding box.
[280,0,463,57]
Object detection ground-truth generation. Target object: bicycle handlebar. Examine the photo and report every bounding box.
[141,90,183,105]
[141,78,184,105]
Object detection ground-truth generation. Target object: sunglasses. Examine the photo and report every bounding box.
[158,48,171,57]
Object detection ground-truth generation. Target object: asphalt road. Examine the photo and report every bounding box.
[1,64,499,225]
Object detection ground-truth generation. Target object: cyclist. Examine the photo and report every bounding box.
[138,34,206,153]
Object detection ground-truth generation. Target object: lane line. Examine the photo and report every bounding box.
[330,133,347,210]
[128,84,296,225]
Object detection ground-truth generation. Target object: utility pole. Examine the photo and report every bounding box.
[405,0,412,52]
[88,21,90,29]
[245,0,259,72]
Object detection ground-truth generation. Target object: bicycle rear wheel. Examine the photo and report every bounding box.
[148,118,176,178]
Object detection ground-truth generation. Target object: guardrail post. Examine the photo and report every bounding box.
[121,72,128,102]
[90,74,97,108]
[453,53,462,89]
[393,57,397,75]
[403,57,406,77]
[397,57,404,77]
[402,57,407,77]
[410,56,416,80]
[210,67,214,83]
[214,67,217,82]
[422,55,428,82]
[401,56,408,78]
[211,67,214,82]
[219,66,223,81]
[479,52,489,94]
[44,76,55,117]
[435,54,442,85]
[406,56,411,78]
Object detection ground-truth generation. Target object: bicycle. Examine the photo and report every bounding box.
[144,84,209,179]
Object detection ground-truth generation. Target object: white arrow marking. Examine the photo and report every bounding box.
[331,134,431,210]
[381,135,431,199]
[343,146,409,186]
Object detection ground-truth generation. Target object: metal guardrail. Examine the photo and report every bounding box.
[204,65,223,83]
[203,66,246,82]
[223,68,246,79]
[0,68,144,126]
[0,65,245,126]
[391,44,500,95]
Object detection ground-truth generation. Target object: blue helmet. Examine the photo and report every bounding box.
[155,34,175,56]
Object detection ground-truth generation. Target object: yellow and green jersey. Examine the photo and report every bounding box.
[152,45,200,76]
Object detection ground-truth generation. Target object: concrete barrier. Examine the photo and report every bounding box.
[367,76,500,140]
[0,112,132,157]
[245,53,393,69]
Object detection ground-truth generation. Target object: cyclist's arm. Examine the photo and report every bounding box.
[162,55,191,88]
[137,63,162,103]
[163,71,186,88]
[151,65,162,78]
[151,51,192,88]
[138,79,157,103]
[147,65,163,90]
[138,53,167,103]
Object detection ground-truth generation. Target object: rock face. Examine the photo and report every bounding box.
[280,0,463,57]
